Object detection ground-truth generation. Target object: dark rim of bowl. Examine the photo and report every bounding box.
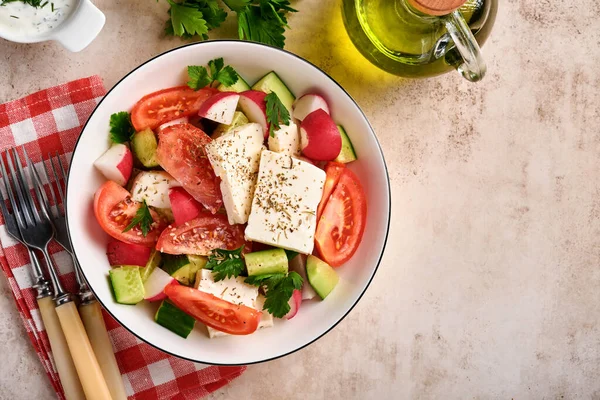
[66,39,391,366]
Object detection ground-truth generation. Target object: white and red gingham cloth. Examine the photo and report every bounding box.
[0,76,245,399]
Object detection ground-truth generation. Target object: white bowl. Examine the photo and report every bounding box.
[67,41,391,365]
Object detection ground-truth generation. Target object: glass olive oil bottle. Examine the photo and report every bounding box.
[342,0,497,80]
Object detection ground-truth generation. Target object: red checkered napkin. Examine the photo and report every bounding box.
[0,77,245,399]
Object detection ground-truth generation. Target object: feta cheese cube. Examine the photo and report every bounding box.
[130,171,180,208]
[205,123,264,225]
[268,121,300,156]
[245,150,326,254]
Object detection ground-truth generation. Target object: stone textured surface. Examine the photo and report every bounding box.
[1,0,600,399]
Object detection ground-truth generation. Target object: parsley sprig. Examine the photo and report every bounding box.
[163,0,297,49]
[187,58,239,90]
[122,200,154,237]
[265,92,290,137]
[245,271,303,318]
[109,112,135,144]
[206,246,245,281]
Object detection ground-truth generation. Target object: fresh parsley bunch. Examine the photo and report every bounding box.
[163,0,297,49]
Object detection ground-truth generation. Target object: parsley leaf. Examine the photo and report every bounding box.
[245,271,303,318]
[168,1,209,37]
[122,200,154,237]
[265,92,290,137]
[207,246,245,281]
[186,57,239,90]
[109,112,134,144]
[222,0,250,12]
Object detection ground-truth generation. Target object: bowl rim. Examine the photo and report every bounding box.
[66,39,391,366]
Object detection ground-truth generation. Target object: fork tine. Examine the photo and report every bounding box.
[5,149,34,228]
[0,154,16,220]
[11,148,42,224]
[55,152,69,200]
[23,148,52,222]
[49,153,66,207]
[38,156,59,217]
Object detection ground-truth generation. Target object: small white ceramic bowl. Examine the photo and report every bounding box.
[0,0,104,52]
[67,41,391,365]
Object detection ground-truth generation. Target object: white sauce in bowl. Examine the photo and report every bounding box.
[0,0,76,37]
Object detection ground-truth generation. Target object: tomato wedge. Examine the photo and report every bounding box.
[94,181,166,247]
[315,168,367,267]
[164,285,262,335]
[156,213,245,255]
[316,162,345,221]
[131,86,217,131]
[168,187,205,226]
[157,123,223,213]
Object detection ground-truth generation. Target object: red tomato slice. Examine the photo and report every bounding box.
[317,162,345,221]
[156,213,245,255]
[106,240,152,266]
[94,181,166,247]
[315,168,367,267]
[168,187,205,226]
[131,87,217,131]
[164,285,262,335]
[157,123,223,213]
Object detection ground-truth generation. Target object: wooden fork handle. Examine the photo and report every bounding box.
[55,301,112,400]
[37,296,86,400]
[79,301,127,400]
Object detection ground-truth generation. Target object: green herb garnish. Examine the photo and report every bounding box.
[122,200,154,237]
[162,0,297,49]
[1,0,43,7]
[187,57,239,90]
[265,92,290,137]
[245,271,302,318]
[109,111,135,144]
[207,246,245,281]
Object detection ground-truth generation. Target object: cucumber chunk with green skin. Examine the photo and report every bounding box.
[154,300,196,338]
[212,111,249,139]
[306,255,339,299]
[217,76,251,93]
[245,249,289,276]
[251,71,295,113]
[131,128,160,168]
[109,266,145,304]
[334,125,357,164]
[162,254,207,286]
[140,249,162,282]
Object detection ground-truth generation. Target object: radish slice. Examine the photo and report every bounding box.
[144,267,178,302]
[93,143,133,187]
[289,254,317,300]
[300,109,342,161]
[157,117,189,132]
[197,92,240,124]
[238,90,268,137]
[284,290,302,320]
[293,94,330,121]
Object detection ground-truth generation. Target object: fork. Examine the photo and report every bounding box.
[30,151,127,400]
[0,152,85,400]
[2,148,112,400]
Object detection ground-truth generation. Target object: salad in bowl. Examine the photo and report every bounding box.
[67,41,389,364]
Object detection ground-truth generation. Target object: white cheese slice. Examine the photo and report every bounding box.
[194,269,273,338]
[245,150,326,254]
[130,171,181,208]
[268,121,300,156]
[205,123,264,225]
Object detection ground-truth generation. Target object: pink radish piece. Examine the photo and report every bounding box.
[284,290,302,320]
[300,109,342,161]
[144,267,179,302]
[238,90,268,137]
[93,143,133,186]
[197,92,240,124]
[157,117,189,132]
[293,94,330,121]
[289,254,317,300]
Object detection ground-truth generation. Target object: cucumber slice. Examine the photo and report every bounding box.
[245,249,289,276]
[109,266,145,304]
[217,76,251,93]
[140,249,161,282]
[131,128,160,168]
[212,111,249,139]
[306,255,338,299]
[251,71,295,112]
[162,254,207,286]
[154,300,196,338]
[334,125,357,163]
